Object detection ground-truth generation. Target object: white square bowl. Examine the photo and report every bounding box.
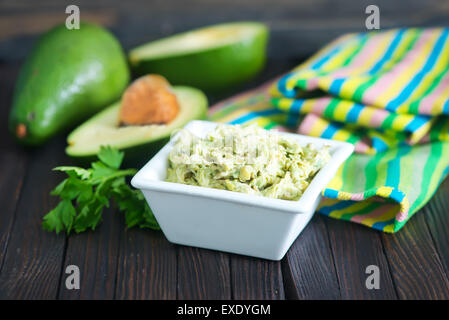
[131,120,354,260]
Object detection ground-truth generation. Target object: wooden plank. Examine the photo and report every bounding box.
[381,210,449,300]
[115,228,177,299]
[0,64,21,150]
[421,177,449,282]
[231,255,285,300]
[0,139,68,299]
[177,247,231,299]
[58,205,122,299]
[0,64,28,272]
[281,215,340,299]
[325,218,398,299]
[0,63,66,299]
[0,153,27,272]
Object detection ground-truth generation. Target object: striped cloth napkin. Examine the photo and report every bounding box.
[209,28,449,233]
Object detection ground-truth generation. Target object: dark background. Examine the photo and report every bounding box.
[2,0,449,59]
[3,0,449,80]
[0,0,449,300]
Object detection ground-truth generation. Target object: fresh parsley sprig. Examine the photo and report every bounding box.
[42,146,160,234]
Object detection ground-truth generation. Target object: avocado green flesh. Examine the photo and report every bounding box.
[9,23,129,145]
[129,22,268,92]
[66,86,208,160]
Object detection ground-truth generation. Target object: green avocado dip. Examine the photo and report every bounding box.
[166,124,331,201]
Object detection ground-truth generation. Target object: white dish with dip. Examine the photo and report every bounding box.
[131,120,354,260]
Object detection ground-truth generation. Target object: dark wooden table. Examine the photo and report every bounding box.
[1,0,449,300]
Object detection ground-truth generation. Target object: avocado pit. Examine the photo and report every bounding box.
[119,74,180,126]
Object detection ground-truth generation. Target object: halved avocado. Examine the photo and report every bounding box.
[129,22,268,92]
[66,86,208,165]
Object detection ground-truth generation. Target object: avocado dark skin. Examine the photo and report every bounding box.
[9,22,130,145]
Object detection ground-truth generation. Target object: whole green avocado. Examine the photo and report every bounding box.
[9,22,130,145]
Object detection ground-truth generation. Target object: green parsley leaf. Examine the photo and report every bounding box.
[42,147,160,234]
[43,199,76,234]
[53,166,91,180]
[97,146,124,169]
